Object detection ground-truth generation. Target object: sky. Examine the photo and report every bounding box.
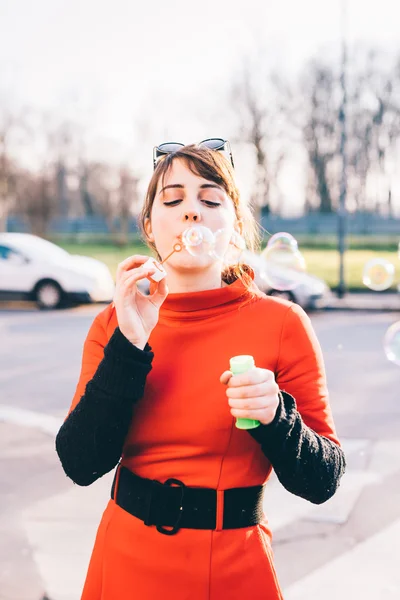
[1,0,399,214]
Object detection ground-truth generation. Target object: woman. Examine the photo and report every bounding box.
[56,140,346,600]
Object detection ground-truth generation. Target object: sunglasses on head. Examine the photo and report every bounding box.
[153,138,235,170]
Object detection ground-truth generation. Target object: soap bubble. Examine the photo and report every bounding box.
[212,229,246,262]
[362,259,395,291]
[181,225,215,256]
[212,228,231,260]
[230,230,246,251]
[383,321,400,366]
[261,233,306,291]
[267,232,299,252]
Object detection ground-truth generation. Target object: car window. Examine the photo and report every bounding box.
[0,245,13,260]
[0,245,26,263]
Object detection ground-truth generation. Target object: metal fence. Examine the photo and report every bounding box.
[6,212,400,237]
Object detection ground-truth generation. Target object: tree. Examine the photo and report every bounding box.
[14,168,56,236]
[300,60,341,213]
[229,55,287,222]
[0,109,20,231]
[116,166,139,246]
[348,48,400,213]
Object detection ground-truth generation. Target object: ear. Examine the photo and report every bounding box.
[144,217,154,242]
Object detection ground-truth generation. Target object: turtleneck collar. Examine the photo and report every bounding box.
[159,271,259,322]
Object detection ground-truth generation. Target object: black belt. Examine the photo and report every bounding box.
[111,465,265,536]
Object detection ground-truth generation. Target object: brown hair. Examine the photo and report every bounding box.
[138,144,261,286]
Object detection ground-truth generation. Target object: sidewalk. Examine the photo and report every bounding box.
[324,292,399,312]
[0,292,399,314]
[1,419,398,600]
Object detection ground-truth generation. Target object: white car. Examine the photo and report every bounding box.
[240,250,332,310]
[0,233,115,309]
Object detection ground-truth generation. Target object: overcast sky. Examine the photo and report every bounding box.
[1,0,399,213]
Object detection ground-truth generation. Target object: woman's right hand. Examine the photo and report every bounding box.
[113,255,168,350]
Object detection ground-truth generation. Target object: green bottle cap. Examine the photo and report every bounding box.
[229,355,255,375]
[229,355,260,430]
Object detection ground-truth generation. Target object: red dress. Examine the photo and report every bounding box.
[67,278,340,599]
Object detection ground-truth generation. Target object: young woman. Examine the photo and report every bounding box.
[56,140,346,600]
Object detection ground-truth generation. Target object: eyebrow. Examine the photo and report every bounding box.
[158,183,223,195]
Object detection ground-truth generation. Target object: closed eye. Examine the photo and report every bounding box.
[163,200,182,206]
[163,200,221,207]
[202,200,221,207]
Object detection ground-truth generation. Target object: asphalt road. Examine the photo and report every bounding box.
[1,304,398,434]
[0,305,399,599]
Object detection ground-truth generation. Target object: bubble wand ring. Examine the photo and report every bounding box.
[142,225,224,282]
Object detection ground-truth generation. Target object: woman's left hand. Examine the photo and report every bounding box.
[220,368,280,426]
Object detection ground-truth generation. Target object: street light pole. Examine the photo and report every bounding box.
[337,0,348,298]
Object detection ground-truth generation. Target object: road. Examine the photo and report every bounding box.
[0,305,399,599]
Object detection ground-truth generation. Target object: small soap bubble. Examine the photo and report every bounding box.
[383,320,400,366]
[181,225,215,257]
[261,234,306,291]
[362,258,395,291]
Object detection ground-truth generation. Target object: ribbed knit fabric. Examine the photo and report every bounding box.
[55,328,153,486]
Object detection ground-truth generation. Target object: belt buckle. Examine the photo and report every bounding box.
[146,478,186,536]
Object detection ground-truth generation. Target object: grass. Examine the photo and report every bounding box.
[57,241,400,291]
[60,242,150,275]
[301,249,399,291]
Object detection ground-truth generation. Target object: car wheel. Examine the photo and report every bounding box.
[35,281,63,310]
[268,289,296,303]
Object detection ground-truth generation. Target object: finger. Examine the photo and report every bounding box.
[148,276,167,296]
[119,267,157,294]
[148,277,169,308]
[119,261,158,285]
[116,255,152,278]
[220,371,233,385]
[226,380,279,400]
[228,394,277,410]
[227,368,275,388]
[230,407,275,422]
[149,279,158,296]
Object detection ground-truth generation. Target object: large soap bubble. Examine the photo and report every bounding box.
[362,259,395,292]
[267,232,299,251]
[211,229,246,262]
[181,225,215,257]
[261,232,306,291]
[383,321,400,366]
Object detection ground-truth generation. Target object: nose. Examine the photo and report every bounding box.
[183,209,201,222]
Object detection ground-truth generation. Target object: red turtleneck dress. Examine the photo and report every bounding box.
[63,276,342,600]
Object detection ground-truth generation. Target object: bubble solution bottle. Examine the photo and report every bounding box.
[229,355,260,430]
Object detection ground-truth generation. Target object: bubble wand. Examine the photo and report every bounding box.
[142,225,215,282]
